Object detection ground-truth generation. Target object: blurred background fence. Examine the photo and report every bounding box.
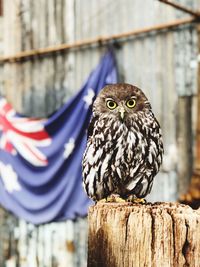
[0,0,199,266]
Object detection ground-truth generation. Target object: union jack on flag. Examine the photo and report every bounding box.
[0,51,117,224]
[0,99,51,166]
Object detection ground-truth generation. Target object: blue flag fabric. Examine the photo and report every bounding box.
[0,51,117,224]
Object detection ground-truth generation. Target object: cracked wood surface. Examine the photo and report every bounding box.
[88,202,200,267]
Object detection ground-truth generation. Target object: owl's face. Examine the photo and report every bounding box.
[93,83,151,122]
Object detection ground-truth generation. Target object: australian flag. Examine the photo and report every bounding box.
[0,51,117,224]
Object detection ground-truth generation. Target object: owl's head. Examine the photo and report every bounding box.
[93,83,151,121]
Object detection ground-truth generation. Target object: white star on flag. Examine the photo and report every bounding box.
[0,162,21,193]
[63,138,75,159]
[83,88,95,108]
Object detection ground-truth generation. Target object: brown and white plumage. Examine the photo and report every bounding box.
[82,83,163,201]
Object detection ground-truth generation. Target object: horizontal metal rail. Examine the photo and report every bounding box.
[0,17,197,64]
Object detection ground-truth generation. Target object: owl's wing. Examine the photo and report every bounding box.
[87,116,98,139]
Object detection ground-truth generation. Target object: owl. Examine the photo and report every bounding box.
[82,83,163,201]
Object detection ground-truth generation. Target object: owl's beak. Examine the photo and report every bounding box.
[119,107,125,121]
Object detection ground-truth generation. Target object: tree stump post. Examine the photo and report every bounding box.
[88,202,200,267]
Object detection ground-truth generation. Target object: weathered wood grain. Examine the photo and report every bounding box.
[88,202,200,267]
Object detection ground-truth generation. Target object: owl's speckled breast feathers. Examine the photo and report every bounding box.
[82,83,163,201]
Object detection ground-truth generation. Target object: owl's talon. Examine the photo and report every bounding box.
[107,194,126,203]
[127,195,146,204]
[98,194,125,203]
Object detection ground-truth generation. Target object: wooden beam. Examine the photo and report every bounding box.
[158,0,200,18]
[195,25,200,172]
[0,17,197,64]
[179,25,200,209]
[88,202,200,267]
[177,96,193,197]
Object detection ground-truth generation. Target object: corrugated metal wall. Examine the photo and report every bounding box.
[0,0,199,266]
[0,214,88,267]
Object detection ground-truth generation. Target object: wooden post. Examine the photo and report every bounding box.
[88,202,200,267]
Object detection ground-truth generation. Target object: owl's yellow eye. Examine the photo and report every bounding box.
[106,100,117,110]
[126,99,136,108]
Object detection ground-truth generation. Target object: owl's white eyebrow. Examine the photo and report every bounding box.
[130,96,137,99]
[106,97,115,101]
